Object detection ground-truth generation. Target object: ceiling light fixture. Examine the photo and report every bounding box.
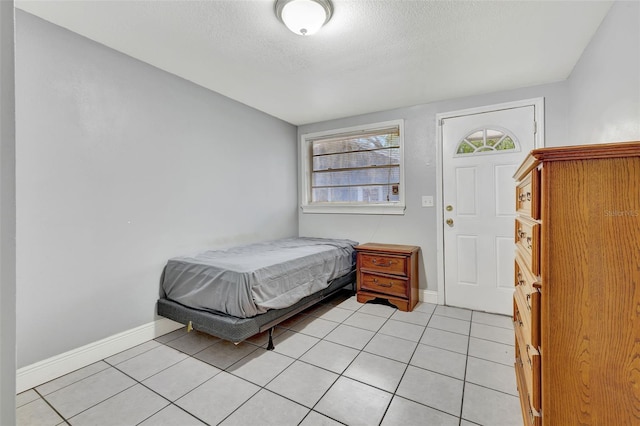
[275,0,333,36]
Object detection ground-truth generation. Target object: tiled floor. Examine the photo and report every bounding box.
[16,292,522,426]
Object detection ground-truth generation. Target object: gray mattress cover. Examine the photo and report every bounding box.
[161,237,357,318]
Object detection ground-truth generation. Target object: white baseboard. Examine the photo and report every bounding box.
[16,318,183,393]
[420,290,439,305]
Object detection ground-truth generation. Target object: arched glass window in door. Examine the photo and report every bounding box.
[455,128,519,156]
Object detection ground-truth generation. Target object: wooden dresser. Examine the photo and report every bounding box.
[513,141,640,425]
[355,243,420,312]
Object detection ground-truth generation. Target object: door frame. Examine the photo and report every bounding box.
[434,98,545,307]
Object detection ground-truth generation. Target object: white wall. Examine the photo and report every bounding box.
[298,0,640,298]
[15,11,298,368]
[299,82,569,293]
[568,0,640,144]
[0,1,16,423]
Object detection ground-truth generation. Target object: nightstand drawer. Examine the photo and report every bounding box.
[359,272,408,299]
[359,253,406,275]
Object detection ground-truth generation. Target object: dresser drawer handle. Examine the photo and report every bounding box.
[526,236,532,250]
[516,311,523,327]
[372,278,393,288]
[372,259,394,267]
[518,192,532,203]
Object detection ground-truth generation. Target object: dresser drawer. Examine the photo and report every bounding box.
[359,272,408,299]
[514,284,540,349]
[514,301,541,412]
[515,353,542,426]
[515,217,540,275]
[359,253,407,275]
[516,169,540,220]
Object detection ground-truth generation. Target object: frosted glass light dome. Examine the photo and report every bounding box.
[275,0,333,36]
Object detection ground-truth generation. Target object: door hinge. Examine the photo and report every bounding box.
[533,120,537,135]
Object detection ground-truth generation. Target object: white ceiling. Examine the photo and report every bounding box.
[16,0,613,125]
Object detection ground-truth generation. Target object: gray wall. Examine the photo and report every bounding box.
[15,11,298,368]
[568,0,640,144]
[0,1,16,423]
[298,82,569,293]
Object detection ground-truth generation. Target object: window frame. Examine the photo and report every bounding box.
[300,119,406,215]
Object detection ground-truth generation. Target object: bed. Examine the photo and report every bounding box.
[156,237,358,349]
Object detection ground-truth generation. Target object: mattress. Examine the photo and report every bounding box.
[161,237,357,318]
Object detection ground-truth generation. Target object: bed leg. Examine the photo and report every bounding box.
[267,327,275,350]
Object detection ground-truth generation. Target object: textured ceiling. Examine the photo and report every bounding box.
[16,0,613,125]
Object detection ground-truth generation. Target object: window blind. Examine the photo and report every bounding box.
[310,126,401,204]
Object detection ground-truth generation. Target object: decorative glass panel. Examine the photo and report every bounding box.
[455,128,519,156]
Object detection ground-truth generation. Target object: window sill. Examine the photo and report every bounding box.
[300,204,406,215]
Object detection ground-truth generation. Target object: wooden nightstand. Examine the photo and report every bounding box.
[355,243,420,312]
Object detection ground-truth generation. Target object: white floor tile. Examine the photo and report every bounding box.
[68,384,168,426]
[138,404,207,426]
[468,337,514,366]
[271,329,320,358]
[143,357,221,401]
[470,322,514,345]
[299,410,344,426]
[435,305,473,321]
[378,319,425,342]
[164,330,220,355]
[461,383,522,426]
[175,371,259,426]
[299,340,360,374]
[36,361,111,396]
[343,351,406,392]
[220,389,309,425]
[410,343,467,380]
[227,347,294,386]
[420,327,469,354]
[290,315,339,338]
[396,365,464,416]
[428,315,471,336]
[363,333,418,363]
[472,311,513,329]
[44,367,136,419]
[315,377,392,426]
[324,324,375,350]
[116,345,188,381]
[343,311,388,331]
[193,339,258,370]
[16,397,64,426]
[381,395,459,426]
[465,356,518,396]
[266,360,339,408]
[390,309,432,326]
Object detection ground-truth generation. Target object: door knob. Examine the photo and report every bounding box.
[446,218,454,226]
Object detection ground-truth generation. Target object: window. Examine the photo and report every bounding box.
[300,120,405,214]
[455,128,519,156]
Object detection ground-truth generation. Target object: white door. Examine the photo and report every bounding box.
[442,106,535,315]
